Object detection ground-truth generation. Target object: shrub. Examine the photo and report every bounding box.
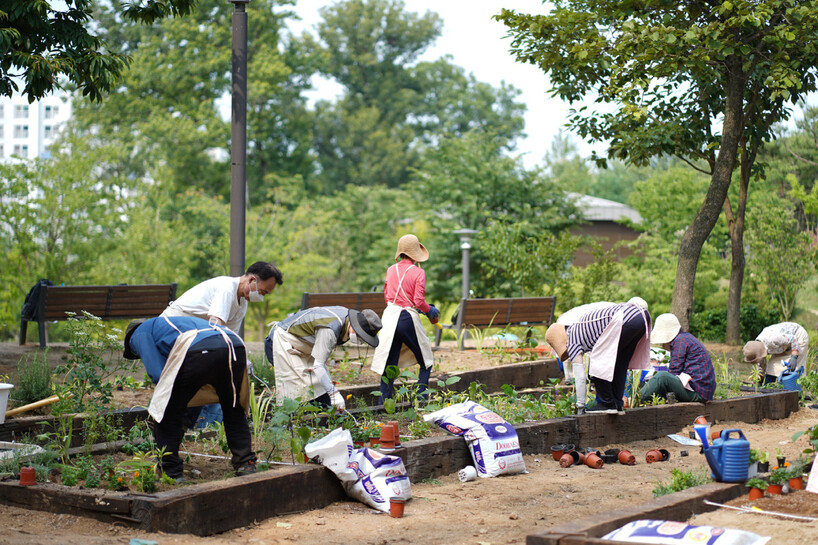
[14,349,53,405]
[690,304,780,343]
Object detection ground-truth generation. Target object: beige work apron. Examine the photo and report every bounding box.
[588,307,650,382]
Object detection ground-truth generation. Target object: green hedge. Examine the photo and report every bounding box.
[689,304,780,343]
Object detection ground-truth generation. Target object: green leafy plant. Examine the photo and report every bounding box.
[14,349,53,406]
[745,478,768,490]
[767,468,789,485]
[792,424,818,455]
[749,449,769,464]
[653,468,711,497]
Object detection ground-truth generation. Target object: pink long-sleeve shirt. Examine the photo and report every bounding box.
[383,259,431,314]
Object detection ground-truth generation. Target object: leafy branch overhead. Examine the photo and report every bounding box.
[0,0,197,102]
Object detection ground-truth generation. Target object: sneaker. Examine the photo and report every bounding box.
[235,459,257,476]
[586,403,618,415]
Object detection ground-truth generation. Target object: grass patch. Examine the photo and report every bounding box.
[653,468,711,497]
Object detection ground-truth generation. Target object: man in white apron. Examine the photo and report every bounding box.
[743,321,809,385]
[124,316,256,479]
[371,234,438,400]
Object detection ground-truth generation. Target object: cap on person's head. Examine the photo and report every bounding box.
[743,340,767,364]
[349,309,383,347]
[627,296,648,310]
[651,313,681,344]
[394,234,429,263]
[123,319,146,360]
[545,323,569,361]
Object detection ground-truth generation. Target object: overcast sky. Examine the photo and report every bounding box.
[287,1,597,169]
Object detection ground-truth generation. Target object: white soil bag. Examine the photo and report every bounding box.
[424,400,526,478]
[305,427,412,513]
[602,520,770,545]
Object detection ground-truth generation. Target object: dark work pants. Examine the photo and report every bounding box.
[153,344,255,478]
[592,310,650,410]
[380,310,432,399]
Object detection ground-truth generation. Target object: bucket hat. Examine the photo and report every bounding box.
[123,319,147,360]
[627,296,648,310]
[395,234,429,263]
[651,313,681,344]
[546,323,569,361]
[349,309,383,347]
[743,340,767,363]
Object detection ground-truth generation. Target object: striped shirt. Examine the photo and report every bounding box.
[566,303,645,361]
[668,332,716,400]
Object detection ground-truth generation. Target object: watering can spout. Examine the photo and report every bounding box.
[704,447,723,481]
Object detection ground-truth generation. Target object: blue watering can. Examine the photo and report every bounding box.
[777,367,804,392]
[703,429,750,482]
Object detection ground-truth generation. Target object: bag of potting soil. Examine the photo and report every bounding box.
[343,448,412,513]
[602,520,770,545]
[424,400,526,478]
[305,427,412,512]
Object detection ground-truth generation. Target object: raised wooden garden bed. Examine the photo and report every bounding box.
[0,390,798,535]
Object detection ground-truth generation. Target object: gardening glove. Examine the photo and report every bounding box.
[786,354,798,372]
[426,304,440,322]
[329,389,346,411]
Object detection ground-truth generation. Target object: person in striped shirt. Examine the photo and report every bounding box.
[547,302,651,414]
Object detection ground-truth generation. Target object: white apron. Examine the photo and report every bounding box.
[371,265,434,375]
[588,308,650,382]
[271,327,330,403]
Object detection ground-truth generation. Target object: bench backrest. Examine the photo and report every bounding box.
[39,284,178,321]
[300,292,387,316]
[458,296,556,328]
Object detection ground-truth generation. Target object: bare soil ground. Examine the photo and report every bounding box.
[2,341,816,545]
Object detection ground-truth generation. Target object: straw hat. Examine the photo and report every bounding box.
[651,313,681,344]
[545,323,569,361]
[627,296,648,310]
[395,234,429,262]
[743,340,767,364]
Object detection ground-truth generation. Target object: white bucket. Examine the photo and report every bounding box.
[0,383,13,424]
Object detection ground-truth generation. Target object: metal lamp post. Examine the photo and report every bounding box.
[453,229,478,301]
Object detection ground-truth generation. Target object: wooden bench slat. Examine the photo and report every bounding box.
[300,292,387,315]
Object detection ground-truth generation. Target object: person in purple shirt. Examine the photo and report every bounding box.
[640,313,716,402]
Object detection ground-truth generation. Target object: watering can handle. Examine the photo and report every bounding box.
[721,428,745,440]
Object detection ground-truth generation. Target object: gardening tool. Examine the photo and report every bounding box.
[4,392,72,419]
[777,367,803,392]
[703,428,750,482]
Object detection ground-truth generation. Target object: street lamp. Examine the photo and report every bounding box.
[453,229,478,301]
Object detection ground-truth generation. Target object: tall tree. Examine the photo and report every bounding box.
[1,0,196,102]
[498,1,818,333]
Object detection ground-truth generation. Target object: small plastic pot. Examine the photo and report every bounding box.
[711,431,721,441]
[389,497,406,518]
[387,420,401,447]
[694,415,708,425]
[369,437,380,448]
[584,452,604,469]
[788,477,804,490]
[19,466,36,486]
[777,456,786,467]
[757,461,769,473]
[646,449,665,463]
[618,449,636,465]
[748,487,764,500]
[559,451,581,468]
[688,431,697,439]
[767,484,783,495]
[551,444,565,461]
[379,425,396,450]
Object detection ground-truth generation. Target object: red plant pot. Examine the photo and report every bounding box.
[387,420,401,447]
[788,477,804,490]
[389,497,405,518]
[646,449,663,464]
[379,425,396,450]
[369,436,380,448]
[767,484,783,495]
[584,452,604,469]
[353,440,365,448]
[618,449,636,465]
[748,487,764,500]
[559,451,581,468]
[19,466,36,486]
[551,445,565,461]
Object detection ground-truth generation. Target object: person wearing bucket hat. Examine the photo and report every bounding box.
[372,234,439,400]
[639,313,716,402]
[743,322,808,385]
[548,301,652,414]
[265,306,382,410]
[123,316,257,479]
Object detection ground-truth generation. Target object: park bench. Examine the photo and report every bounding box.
[300,291,387,316]
[434,296,557,351]
[20,283,177,348]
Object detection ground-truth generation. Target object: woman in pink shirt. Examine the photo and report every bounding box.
[371,234,439,400]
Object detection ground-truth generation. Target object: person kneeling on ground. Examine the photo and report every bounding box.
[640,313,716,403]
[265,306,382,410]
[742,321,808,385]
[124,316,257,479]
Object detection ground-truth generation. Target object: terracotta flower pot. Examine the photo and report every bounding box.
[19,466,36,486]
[646,449,665,463]
[379,425,396,450]
[694,415,708,425]
[584,452,604,469]
[353,440,365,448]
[389,497,405,518]
[788,477,804,490]
[748,487,764,500]
[767,484,783,495]
[711,431,721,441]
[551,445,565,461]
[387,420,401,447]
[618,449,636,465]
[369,436,380,448]
[559,451,581,468]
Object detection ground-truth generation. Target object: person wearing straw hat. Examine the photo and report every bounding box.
[640,313,716,402]
[546,301,651,414]
[123,316,257,479]
[265,306,382,410]
[371,234,439,400]
[743,322,808,385]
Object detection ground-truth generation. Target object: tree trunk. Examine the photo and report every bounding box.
[671,59,746,330]
[724,145,750,345]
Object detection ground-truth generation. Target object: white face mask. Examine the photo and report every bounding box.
[348,332,360,345]
[247,278,264,303]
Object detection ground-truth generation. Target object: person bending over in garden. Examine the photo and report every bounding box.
[371,234,439,401]
[640,313,716,403]
[546,301,651,415]
[265,306,382,410]
[742,321,808,385]
[123,316,257,479]
[555,297,649,414]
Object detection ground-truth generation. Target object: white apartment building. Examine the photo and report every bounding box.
[0,92,72,162]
